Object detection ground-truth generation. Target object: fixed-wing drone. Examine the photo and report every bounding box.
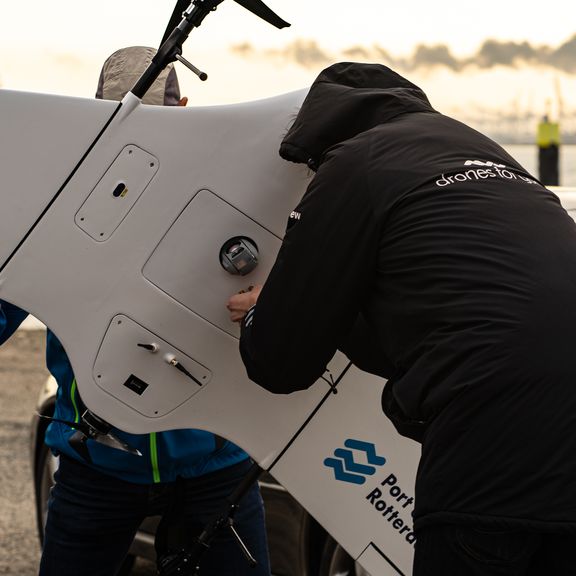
[0,1,419,574]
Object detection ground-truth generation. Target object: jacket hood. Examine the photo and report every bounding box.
[280,62,435,168]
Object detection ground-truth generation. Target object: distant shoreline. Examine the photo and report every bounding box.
[498,140,576,146]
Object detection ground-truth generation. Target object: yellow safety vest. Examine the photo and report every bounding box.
[537,121,561,147]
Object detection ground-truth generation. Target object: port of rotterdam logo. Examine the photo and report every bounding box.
[323,439,386,485]
[324,438,417,544]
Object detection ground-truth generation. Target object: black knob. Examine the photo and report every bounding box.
[220,237,259,276]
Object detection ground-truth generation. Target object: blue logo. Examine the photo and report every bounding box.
[324,439,386,485]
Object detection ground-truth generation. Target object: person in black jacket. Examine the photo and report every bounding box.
[227,62,576,575]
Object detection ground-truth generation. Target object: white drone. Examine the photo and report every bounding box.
[0,2,419,574]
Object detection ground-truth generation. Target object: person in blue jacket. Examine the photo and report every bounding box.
[0,46,269,576]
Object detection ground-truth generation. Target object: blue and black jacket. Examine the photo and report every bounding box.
[0,300,248,484]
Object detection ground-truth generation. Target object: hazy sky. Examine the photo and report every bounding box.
[1,0,575,122]
[2,1,574,55]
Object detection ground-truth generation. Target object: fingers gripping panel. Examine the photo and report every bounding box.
[94,315,211,417]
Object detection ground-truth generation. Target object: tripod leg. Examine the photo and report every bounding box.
[157,461,264,576]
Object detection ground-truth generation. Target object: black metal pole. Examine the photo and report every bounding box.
[157,461,264,575]
[131,0,288,102]
[191,462,264,560]
[161,0,193,46]
[131,0,224,100]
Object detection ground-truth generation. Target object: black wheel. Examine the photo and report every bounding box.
[34,440,59,544]
[34,439,136,575]
[319,536,371,576]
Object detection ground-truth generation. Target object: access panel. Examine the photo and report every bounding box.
[143,188,282,337]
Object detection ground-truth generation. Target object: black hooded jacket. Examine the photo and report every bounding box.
[240,63,576,531]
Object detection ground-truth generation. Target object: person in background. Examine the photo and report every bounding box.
[537,113,561,186]
[0,46,269,576]
[228,62,576,575]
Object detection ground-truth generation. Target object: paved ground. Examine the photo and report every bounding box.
[0,328,46,575]
[0,328,156,575]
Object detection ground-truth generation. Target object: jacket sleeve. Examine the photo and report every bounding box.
[0,299,29,345]
[239,144,380,393]
[339,313,395,379]
[381,381,427,442]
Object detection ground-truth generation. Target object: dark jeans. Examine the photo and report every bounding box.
[414,524,576,576]
[40,456,270,576]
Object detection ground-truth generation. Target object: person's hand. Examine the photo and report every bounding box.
[227,285,262,323]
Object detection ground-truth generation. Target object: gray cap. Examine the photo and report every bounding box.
[95,46,181,106]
